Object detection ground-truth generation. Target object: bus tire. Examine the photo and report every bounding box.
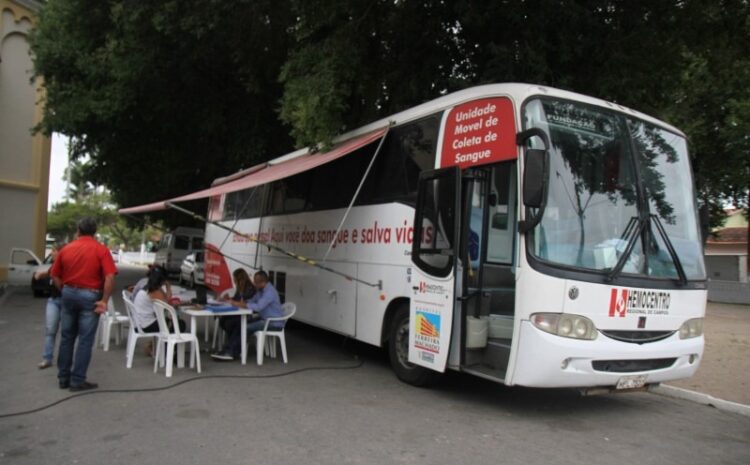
[388,304,440,387]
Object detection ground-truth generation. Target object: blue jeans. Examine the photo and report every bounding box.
[42,297,62,362]
[58,287,101,385]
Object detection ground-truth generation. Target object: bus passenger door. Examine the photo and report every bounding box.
[409,167,460,372]
[460,162,518,381]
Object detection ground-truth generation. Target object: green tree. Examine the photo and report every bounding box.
[48,188,164,249]
[30,0,749,231]
[667,0,750,227]
[31,0,295,223]
[47,191,117,242]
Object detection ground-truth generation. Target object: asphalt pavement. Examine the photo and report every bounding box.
[0,265,748,465]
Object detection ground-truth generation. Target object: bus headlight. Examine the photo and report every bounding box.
[530,313,598,340]
[679,318,703,339]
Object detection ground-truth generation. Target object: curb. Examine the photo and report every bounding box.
[651,384,750,417]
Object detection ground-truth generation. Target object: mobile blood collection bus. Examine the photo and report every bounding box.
[121,83,707,391]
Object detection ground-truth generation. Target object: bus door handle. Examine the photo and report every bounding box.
[458,291,480,302]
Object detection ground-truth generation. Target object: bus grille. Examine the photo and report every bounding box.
[592,358,676,373]
[601,330,675,344]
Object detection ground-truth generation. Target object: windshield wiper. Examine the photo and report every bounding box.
[607,215,689,284]
[649,214,688,285]
[606,216,647,282]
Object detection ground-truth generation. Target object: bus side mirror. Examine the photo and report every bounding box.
[516,128,550,233]
[523,149,547,208]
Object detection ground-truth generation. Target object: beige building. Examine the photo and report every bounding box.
[0,0,50,282]
[705,208,748,286]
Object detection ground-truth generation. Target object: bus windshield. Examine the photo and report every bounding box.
[524,98,706,281]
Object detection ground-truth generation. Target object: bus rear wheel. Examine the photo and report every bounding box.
[388,304,440,387]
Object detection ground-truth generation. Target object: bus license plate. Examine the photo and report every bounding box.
[616,375,647,390]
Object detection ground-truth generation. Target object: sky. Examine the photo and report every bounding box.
[48,133,68,210]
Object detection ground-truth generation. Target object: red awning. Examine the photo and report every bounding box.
[119,127,388,214]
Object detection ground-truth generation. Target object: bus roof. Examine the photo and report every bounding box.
[120,83,686,214]
[214,82,684,187]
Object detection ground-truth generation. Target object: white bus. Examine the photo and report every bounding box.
[122,83,707,390]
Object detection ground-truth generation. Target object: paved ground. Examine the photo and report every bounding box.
[668,302,750,404]
[0,267,748,465]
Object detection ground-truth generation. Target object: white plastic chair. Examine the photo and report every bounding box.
[97,297,129,351]
[152,300,201,377]
[254,302,296,365]
[122,290,158,368]
[211,288,235,350]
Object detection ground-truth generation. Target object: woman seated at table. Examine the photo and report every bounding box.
[221,268,256,307]
[132,268,186,334]
[217,268,257,332]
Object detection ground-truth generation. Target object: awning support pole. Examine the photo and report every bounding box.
[165,202,382,289]
[322,123,392,264]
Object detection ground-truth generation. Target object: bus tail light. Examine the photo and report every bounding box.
[530,313,598,340]
[678,318,703,339]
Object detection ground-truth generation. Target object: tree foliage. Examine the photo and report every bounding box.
[30,0,750,228]
[31,0,295,222]
[47,187,164,249]
[666,0,750,227]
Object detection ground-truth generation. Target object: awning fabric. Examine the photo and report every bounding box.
[119,127,388,214]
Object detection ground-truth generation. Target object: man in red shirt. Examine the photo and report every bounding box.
[50,217,118,391]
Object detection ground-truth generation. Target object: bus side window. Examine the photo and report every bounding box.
[307,143,375,211]
[224,186,264,220]
[356,112,441,206]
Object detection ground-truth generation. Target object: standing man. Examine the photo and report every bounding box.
[211,270,283,361]
[50,217,117,391]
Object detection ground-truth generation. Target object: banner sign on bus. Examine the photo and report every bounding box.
[204,243,232,292]
[441,97,517,169]
[409,275,454,371]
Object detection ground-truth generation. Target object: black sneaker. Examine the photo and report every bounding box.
[69,381,98,392]
[210,352,235,361]
[59,380,70,389]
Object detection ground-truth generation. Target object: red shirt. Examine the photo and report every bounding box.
[50,236,118,290]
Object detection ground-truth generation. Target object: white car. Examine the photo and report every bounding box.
[7,248,52,297]
[179,251,204,288]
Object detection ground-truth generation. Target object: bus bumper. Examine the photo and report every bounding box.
[509,321,704,388]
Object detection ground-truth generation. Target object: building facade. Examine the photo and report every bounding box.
[0,0,50,282]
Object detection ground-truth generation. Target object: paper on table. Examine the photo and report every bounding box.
[205,304,238,313]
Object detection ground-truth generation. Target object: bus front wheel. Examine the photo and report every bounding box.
[388,304,440,387]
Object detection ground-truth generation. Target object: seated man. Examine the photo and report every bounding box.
[211,270,283,361]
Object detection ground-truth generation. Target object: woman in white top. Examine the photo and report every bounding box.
[132,269,185,333]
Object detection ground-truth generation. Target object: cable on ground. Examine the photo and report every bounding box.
[0,359,364,419]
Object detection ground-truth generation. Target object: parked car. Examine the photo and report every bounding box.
[7,248,52,297]
[179,251,204,288]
